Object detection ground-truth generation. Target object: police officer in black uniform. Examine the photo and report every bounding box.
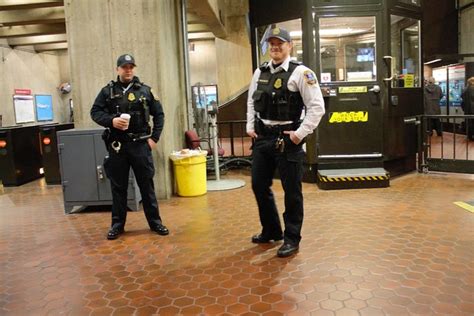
[247,27,325,257]
[91,54,169,240]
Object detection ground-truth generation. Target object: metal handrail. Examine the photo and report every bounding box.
[218,88,248,109]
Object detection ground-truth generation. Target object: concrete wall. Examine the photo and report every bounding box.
[0,44,69,127]
[57,50,72,122]
[215,14,252,103]
[58,50,70,84]
[459,2,474,62]
[189,40,217,86]
[65,0,187,199]
[188,27,251,104]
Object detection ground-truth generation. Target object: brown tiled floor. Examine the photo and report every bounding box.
[1,171,473,315]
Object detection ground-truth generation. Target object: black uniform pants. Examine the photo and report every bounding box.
[103,140,162,230]
[251,132,305,245]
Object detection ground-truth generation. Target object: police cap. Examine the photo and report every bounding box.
[117,54,136,67]
[265,26,292,42]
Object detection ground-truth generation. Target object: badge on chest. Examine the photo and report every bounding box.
[274,78,282,89]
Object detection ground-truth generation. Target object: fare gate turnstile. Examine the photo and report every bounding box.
[39,123,74,185]
[0,125,43,186]
[250,0,424,189]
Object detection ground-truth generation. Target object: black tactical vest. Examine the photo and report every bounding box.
[252,61,304,121]
[107,80,150,134]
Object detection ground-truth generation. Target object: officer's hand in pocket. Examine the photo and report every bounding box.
[283,130,301,145]
[247,131,258,139]
[147,138,157,150]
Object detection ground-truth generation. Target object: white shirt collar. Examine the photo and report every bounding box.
[267,56,292,73]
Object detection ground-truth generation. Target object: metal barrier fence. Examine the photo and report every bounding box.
[217,116,474,173]
[406,114,474,174]
[216,120,252,158]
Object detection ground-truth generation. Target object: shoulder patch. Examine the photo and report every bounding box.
[303,70,317,85]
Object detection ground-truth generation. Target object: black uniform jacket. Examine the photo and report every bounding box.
[90,76,164,142]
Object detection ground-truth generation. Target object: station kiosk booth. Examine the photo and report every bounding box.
[249,0,424,189]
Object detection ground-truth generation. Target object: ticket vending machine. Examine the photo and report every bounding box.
[250,0,424,189]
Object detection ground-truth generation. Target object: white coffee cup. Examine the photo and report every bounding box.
[120,113,131,130]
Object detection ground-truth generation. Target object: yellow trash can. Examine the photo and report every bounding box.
[170,151,207,196]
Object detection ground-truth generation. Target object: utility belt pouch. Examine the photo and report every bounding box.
[252,90,267,113]
[102,128,111,149]
[254,118,265,135]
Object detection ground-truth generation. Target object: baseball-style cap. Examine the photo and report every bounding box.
[265,26,292,42]
[117,54,136,67]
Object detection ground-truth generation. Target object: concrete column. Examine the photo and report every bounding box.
[65,0,188,199]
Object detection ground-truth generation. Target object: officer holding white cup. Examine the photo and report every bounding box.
[90,54,169,240]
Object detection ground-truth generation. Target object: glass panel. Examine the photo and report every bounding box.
[255,19,303,65]
[319,16,376,83]
[390,15,421,88]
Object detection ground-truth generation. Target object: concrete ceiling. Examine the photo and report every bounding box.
[186,0,226,40]
[0,0,66,51]
[0,0,227,52]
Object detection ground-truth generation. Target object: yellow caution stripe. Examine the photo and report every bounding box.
[318,175,389,183]
[454,202,474,213]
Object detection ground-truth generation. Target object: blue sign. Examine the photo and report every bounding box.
[35,95,53,121]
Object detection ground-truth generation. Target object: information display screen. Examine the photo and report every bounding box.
[35,95,54,121]
[192,85,217,110]
[356,48,374,62]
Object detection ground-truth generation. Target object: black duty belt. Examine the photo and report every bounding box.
[127,132,151,142]
[256,119,297,136]
[109,132,151,153]
[110,131,150,143]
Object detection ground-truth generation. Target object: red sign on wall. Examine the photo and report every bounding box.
[14,89,32,95]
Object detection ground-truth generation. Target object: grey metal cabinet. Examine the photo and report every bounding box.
[57,128,141,214]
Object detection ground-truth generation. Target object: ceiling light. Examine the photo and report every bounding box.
[320,28,367,37]
[424,58,442,65]
[290,31,302,37]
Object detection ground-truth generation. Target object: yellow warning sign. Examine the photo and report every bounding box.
[404,74,414,87]
[329,111,368,123]
[338,86,368,93]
